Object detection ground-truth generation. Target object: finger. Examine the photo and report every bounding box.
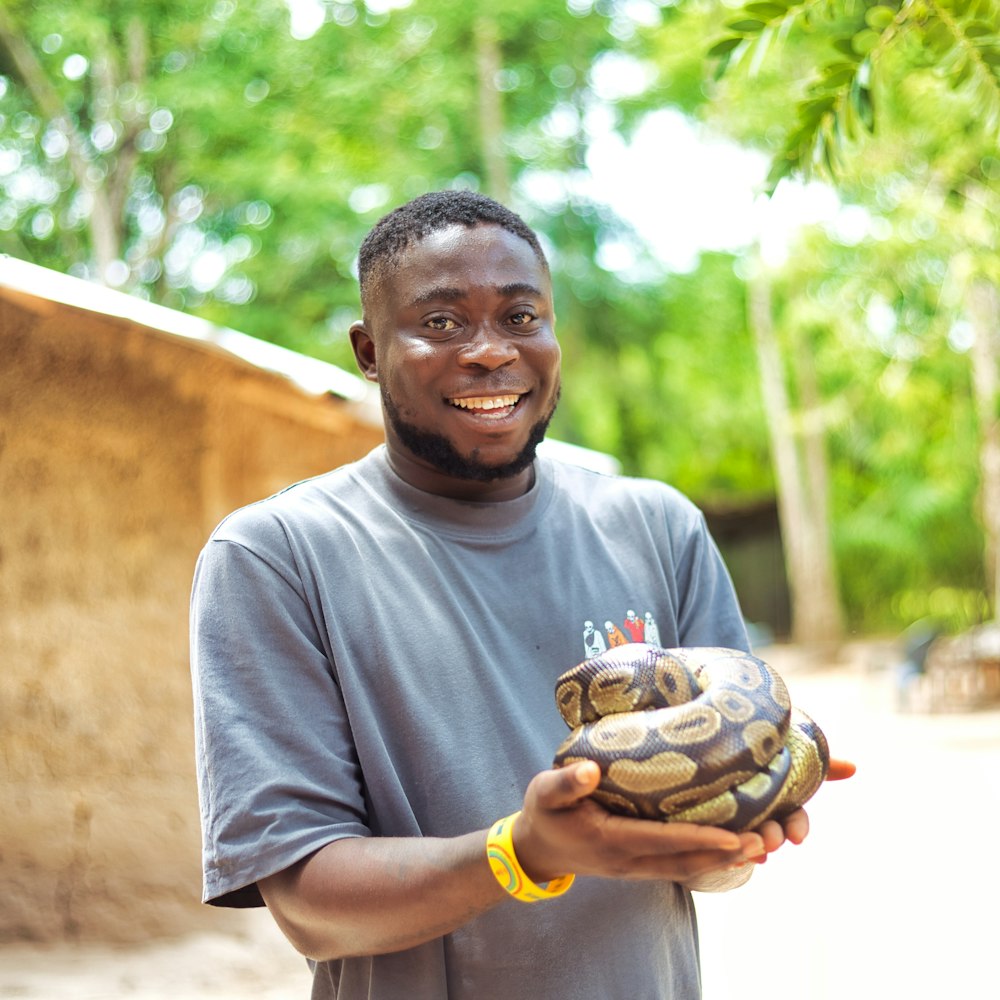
[752,820,785,855]
[780,807,810,845]
[603,817,745,856]
[826,758,857,781]
[532,761,602,810]
[627,845,756,882]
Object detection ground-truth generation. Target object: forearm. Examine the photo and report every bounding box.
[259,832,506,961]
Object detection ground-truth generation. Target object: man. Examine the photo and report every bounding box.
[190,191,850,999]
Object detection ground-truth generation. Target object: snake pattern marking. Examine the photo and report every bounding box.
[552,643,830,832]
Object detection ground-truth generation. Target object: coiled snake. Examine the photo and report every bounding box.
[552,643,830,832]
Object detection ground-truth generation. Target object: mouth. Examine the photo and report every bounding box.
[446,393,523,419]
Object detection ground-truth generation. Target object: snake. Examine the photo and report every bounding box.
[552,643,830,832]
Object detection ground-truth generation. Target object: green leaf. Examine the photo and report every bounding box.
[864,6,895,30]
[953,55,975,87]
[765,154,795,193]
[925,19,954,54]
[743,2,790,18]
[833,36,862,59]
[707,36,744,58]
[852,29,881,55]
[727,19,768,33]
[713,50,735,80]
[852,81,875,132]
[963,21,994,38]
[820,123,838,177]
[818,62,859,88]
[801,95,837,121]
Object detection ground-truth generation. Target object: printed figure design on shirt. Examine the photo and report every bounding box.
[582,610,662,658]
[603,620,628,648]
[644,612,661,646]
[583,620,607,657]
[622,609,645,642]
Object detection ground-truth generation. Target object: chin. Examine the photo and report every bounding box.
[383,391,551,483]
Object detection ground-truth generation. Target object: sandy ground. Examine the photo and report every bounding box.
[3,641,998,999]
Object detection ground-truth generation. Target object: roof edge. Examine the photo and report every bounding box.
[0,254,375,406]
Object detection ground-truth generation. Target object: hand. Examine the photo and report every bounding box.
[513,761,765,887]
[749,756,857,862]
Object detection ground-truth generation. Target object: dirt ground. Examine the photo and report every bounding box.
[3,640,997,1000]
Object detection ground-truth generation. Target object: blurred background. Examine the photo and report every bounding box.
[1,0,998,995]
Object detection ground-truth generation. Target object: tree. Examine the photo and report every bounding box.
[705,0,999,623]
[696,0,1000,628]
[746,258,844,643]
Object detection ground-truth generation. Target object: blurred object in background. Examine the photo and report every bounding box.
[895,619,1000,713]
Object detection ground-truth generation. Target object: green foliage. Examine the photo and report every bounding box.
[553,252,773,503]
[707,0,1000,191]
[763,217,987,632]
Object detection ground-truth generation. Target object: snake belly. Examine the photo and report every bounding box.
[552,643,830,832]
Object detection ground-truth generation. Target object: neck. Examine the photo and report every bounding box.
[384,445,536,502]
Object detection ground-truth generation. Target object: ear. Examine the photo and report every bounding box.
[349,321,378,382]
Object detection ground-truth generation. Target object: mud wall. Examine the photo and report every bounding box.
[0,287,382,942]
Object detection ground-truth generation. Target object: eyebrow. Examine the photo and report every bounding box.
[410,281,545,307]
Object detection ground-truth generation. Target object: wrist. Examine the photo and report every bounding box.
[486,812,574,903]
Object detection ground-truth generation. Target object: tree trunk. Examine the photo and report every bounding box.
[473,17,510,203]
[747,264,844,645]
[793,329,844,638]
[968,278,1000,616]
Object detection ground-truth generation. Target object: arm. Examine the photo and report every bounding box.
[259,759,768,962]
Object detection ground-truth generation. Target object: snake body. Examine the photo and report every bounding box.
[552,643,830,832]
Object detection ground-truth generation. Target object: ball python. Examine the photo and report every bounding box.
[552,643,830,832]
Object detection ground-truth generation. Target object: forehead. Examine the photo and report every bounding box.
[377,223,550,306]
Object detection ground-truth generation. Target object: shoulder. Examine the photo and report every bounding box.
[207,449,382,552]
[544,456,705,526]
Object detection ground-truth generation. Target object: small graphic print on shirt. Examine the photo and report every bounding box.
[582,621,607,657]
[582,611,661,657]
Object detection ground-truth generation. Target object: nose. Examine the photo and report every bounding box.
[456,323,518,370]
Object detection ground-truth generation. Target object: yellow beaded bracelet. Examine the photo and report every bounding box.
[486,811,575,903]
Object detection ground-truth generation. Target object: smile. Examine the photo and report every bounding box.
[447,394,522,414]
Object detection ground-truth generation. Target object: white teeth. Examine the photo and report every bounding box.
[450,394,520,411]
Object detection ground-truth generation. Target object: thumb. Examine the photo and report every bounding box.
[534,760,602,810]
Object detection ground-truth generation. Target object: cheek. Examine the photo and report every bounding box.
[380,344,443,407]
[531,336,561,382]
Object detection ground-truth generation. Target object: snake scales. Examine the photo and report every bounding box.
[552,643,830,832]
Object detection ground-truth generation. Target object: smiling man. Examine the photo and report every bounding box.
[351,210,561,498]
[190,191,837,1000]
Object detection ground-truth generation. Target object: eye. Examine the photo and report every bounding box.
[508,310,539,331]
[425,316,460,334]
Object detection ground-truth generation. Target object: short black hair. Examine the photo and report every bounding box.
[358,190,548,308]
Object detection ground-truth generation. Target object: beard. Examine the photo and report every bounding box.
[381,383,560,483]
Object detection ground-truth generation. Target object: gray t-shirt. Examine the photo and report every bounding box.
[190,446,749,999]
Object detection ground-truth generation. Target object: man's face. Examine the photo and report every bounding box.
[352,223,562,497]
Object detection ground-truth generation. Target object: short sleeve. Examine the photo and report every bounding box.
[190,527,369,907]
[673,510,750,651]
